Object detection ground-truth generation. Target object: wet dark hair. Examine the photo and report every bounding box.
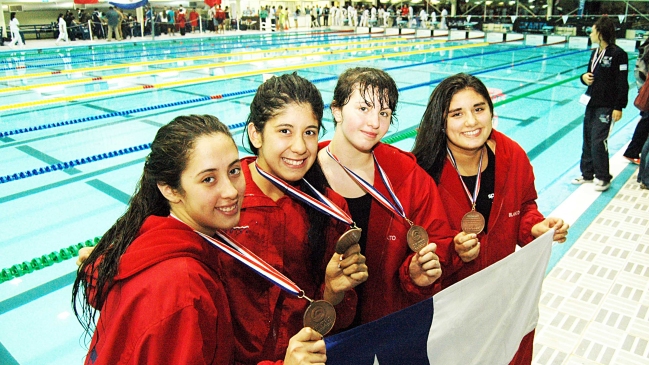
[412,73,493,183]
[331,67,399,124]
[593,16,616,46]
[244,72,330,275]
[245,72,325,155]
[72,115,233,341]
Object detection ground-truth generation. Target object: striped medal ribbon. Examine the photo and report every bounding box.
[325,146,429,252]
[254,162,361,254]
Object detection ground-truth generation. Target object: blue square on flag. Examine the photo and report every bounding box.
[325,297,434,365]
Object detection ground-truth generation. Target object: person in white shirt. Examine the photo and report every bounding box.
[419,9,428,28]
[55,13,68,45]
[378,6,385,26]
[440,8,448,29]
[360,7,369,26]
[9,12,24,47]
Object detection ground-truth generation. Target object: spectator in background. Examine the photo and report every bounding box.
[572,16,628,192]
[104,6,122,41]
[55,13,69,45]
[166,6,176,36]
[9,12,24,48]
[189,7,199,33]
[623,38,649,165]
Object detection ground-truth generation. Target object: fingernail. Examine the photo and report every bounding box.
[339,255,344,261]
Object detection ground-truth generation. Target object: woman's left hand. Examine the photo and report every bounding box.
[531,217,570,243]
[409,243,442,287]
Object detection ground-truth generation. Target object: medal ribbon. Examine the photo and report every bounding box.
[254,163,355,227]
[325,146,412,225]
[590,47,606,73]
[446,146,484,210]
[170,214,305,298]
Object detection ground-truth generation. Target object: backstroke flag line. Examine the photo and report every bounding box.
[325,230,554,364]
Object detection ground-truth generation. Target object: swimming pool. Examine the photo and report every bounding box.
[0,30,639,364]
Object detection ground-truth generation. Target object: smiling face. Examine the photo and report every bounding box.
[163,133,245,235]
[249,102,319,182]
[332,86,393,154]
[445,88,493,155]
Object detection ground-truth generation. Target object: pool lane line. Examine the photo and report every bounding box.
[0,271,77,316]
[85,179,131,204]
[0,45,578,139]
[0,32,375,72]
[0,342,19,365]
[0,31,352,63]
[0,39,447,93]
[0,157,146,204]
[0,143,151,185]
[0,41,489,112]
[15,146,82,176]
[0,37,411,82]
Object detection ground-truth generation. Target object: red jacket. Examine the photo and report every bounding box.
[436,130,544,365]
[219,157,356,365]
[320,141,454,324]
[85,216,234,365]
[190,11,199,26]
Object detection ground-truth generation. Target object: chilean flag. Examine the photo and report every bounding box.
[205,0,222,7]
[325,230,554,364]
[109,0,148,10]
[74,0,99,4]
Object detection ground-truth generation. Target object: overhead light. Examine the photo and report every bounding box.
[508,1,515,5]
[486,1,493,4]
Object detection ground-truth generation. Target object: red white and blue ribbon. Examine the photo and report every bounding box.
[170,214,304,297]
[446,146,484,210]
[254,162,356,228]
[325,146,412,225]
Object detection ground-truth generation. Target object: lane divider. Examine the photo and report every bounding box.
[0,41,489,112]
[0,238,99,284]
[0,39,446,93]
[0,32,374,72]
[0,37,409,82]
[0,91,252,138]
[0,143,151,184]
[0,43,573,139]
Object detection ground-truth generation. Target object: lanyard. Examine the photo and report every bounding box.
[446,146,484,210]
[254,163,356,228]
[170,214,308,298]
[591,47,606,73]
[325,145,414,227]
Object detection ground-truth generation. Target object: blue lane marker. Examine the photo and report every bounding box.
[0,271,76,316]
[545,163,638,276]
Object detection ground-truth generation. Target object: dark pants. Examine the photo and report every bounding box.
[580,106,614,182]
[639,136,649,186]
[623,111,649,159]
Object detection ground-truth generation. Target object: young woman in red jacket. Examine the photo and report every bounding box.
[411,73,570,364]
[317,67,453,326]
[72,115,241,365]
[222,72,368,365]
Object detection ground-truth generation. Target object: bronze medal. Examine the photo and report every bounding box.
[334,227,362,254]
[303,300,336,336]
[461,210,485,234]
[406,225,429,252]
